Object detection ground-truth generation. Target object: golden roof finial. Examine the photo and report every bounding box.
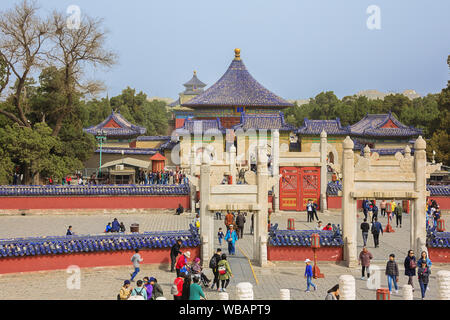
[193,70,197,76]
[234,48,241,60]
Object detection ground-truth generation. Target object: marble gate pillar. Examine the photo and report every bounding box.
[342,136,357,267]
[320,130,328,212]
[272,130,280,213]
[199,153,214,267]
[254,145,269,267]
[413,136,427,255]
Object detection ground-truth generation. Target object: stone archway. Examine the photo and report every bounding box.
[340,137,441,267]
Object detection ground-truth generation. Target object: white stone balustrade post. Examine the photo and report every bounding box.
[236,282,254,300]
[280,289,290,300]
[437,270,450,300]
[402,284,413,300]
[338,274,356,300]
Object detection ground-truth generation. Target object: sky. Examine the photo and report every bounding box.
[4,0,450,100]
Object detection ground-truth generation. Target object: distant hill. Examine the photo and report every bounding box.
[147,97,174,104]
[355,89,421,100]
[288,99,309,106]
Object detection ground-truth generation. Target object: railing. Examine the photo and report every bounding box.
[0,224,200,258]
[0,184,190,196]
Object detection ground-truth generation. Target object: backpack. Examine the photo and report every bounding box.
[371,223,379,234]
[218,261,227,275]
[171,279,181,295]
[209,255,217,269]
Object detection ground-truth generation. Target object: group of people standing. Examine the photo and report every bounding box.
[137,169,188,185]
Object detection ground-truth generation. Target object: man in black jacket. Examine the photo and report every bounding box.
[360,218,370,247]
[210,248,222,290]
[170,239,182,272]
[236,211,246,239]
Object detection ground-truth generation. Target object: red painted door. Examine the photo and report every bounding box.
[299,167,320,211]
[280,167,300,211]
[280,167,320,211]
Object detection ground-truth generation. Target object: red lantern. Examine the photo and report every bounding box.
[376,288,390,300]
[311,233,320,249]
[437,219,445,232]
[287,218,295,230]
[310,233,324,278]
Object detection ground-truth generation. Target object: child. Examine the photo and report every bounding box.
[304,259,316,292]
[218,228,224,246]
[418,261,431,300]
[385,253,399,294]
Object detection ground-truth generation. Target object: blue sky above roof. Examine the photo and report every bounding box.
[7,0,450,100]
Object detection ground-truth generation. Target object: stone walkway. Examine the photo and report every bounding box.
[0,209,448,300]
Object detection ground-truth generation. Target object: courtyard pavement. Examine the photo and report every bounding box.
[0,209,448,300]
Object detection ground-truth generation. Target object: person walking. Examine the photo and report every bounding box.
[358,247,373,280]
[325,284,340,300]
[235,212,246,239]
[209,248,222,290]
[149,277,163,300]
[362,200,369,221]
[131,280,147,300]
[394,203,402,228]
[371,218,383,248]
[385,253,399,294]
[418,251,432,269]
[218,228,224,246]
[304,259,317,292]
[130,249,143,282]
[371,201,378,223]
[360,219,370,247]
[225,225,239,255]
[118,280,132,300]
[380,200,387,217]
[225,211,235,231]
[189,276,206,300]
[175,251,190,277]
[404,250,417,291]
[170,239,182,272]
[418,261,431,300]
[217,254,233,292]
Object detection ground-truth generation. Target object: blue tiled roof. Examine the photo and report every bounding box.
[176,118,225,134]
[268,224,343,247]
[327,182,450,197]
[427,231,450,248]
[0,225,200,258]
[182,52,293,108]
[296,118,350,135]
[136,136,171,141]
[95,147,158,155]
[183,73,207,89]
[232,112,295,131]
[359,148,415,156]
[427,185,450,196]
[84,111,147,137]
[349,113,422,137]
[0,184,190,196]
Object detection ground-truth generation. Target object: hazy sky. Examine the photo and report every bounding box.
[4,0,450,100]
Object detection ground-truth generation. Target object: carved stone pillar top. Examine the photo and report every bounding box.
[414,136,426,150]
[343,136,354,150]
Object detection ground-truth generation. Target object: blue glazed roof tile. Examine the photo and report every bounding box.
[84,111,146,137]
[182,51,293,108]
[349,113,422,137]
[296,118,350,135]
[232,112,295,131]
[175,118,225,135]
[327,182,450,197]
